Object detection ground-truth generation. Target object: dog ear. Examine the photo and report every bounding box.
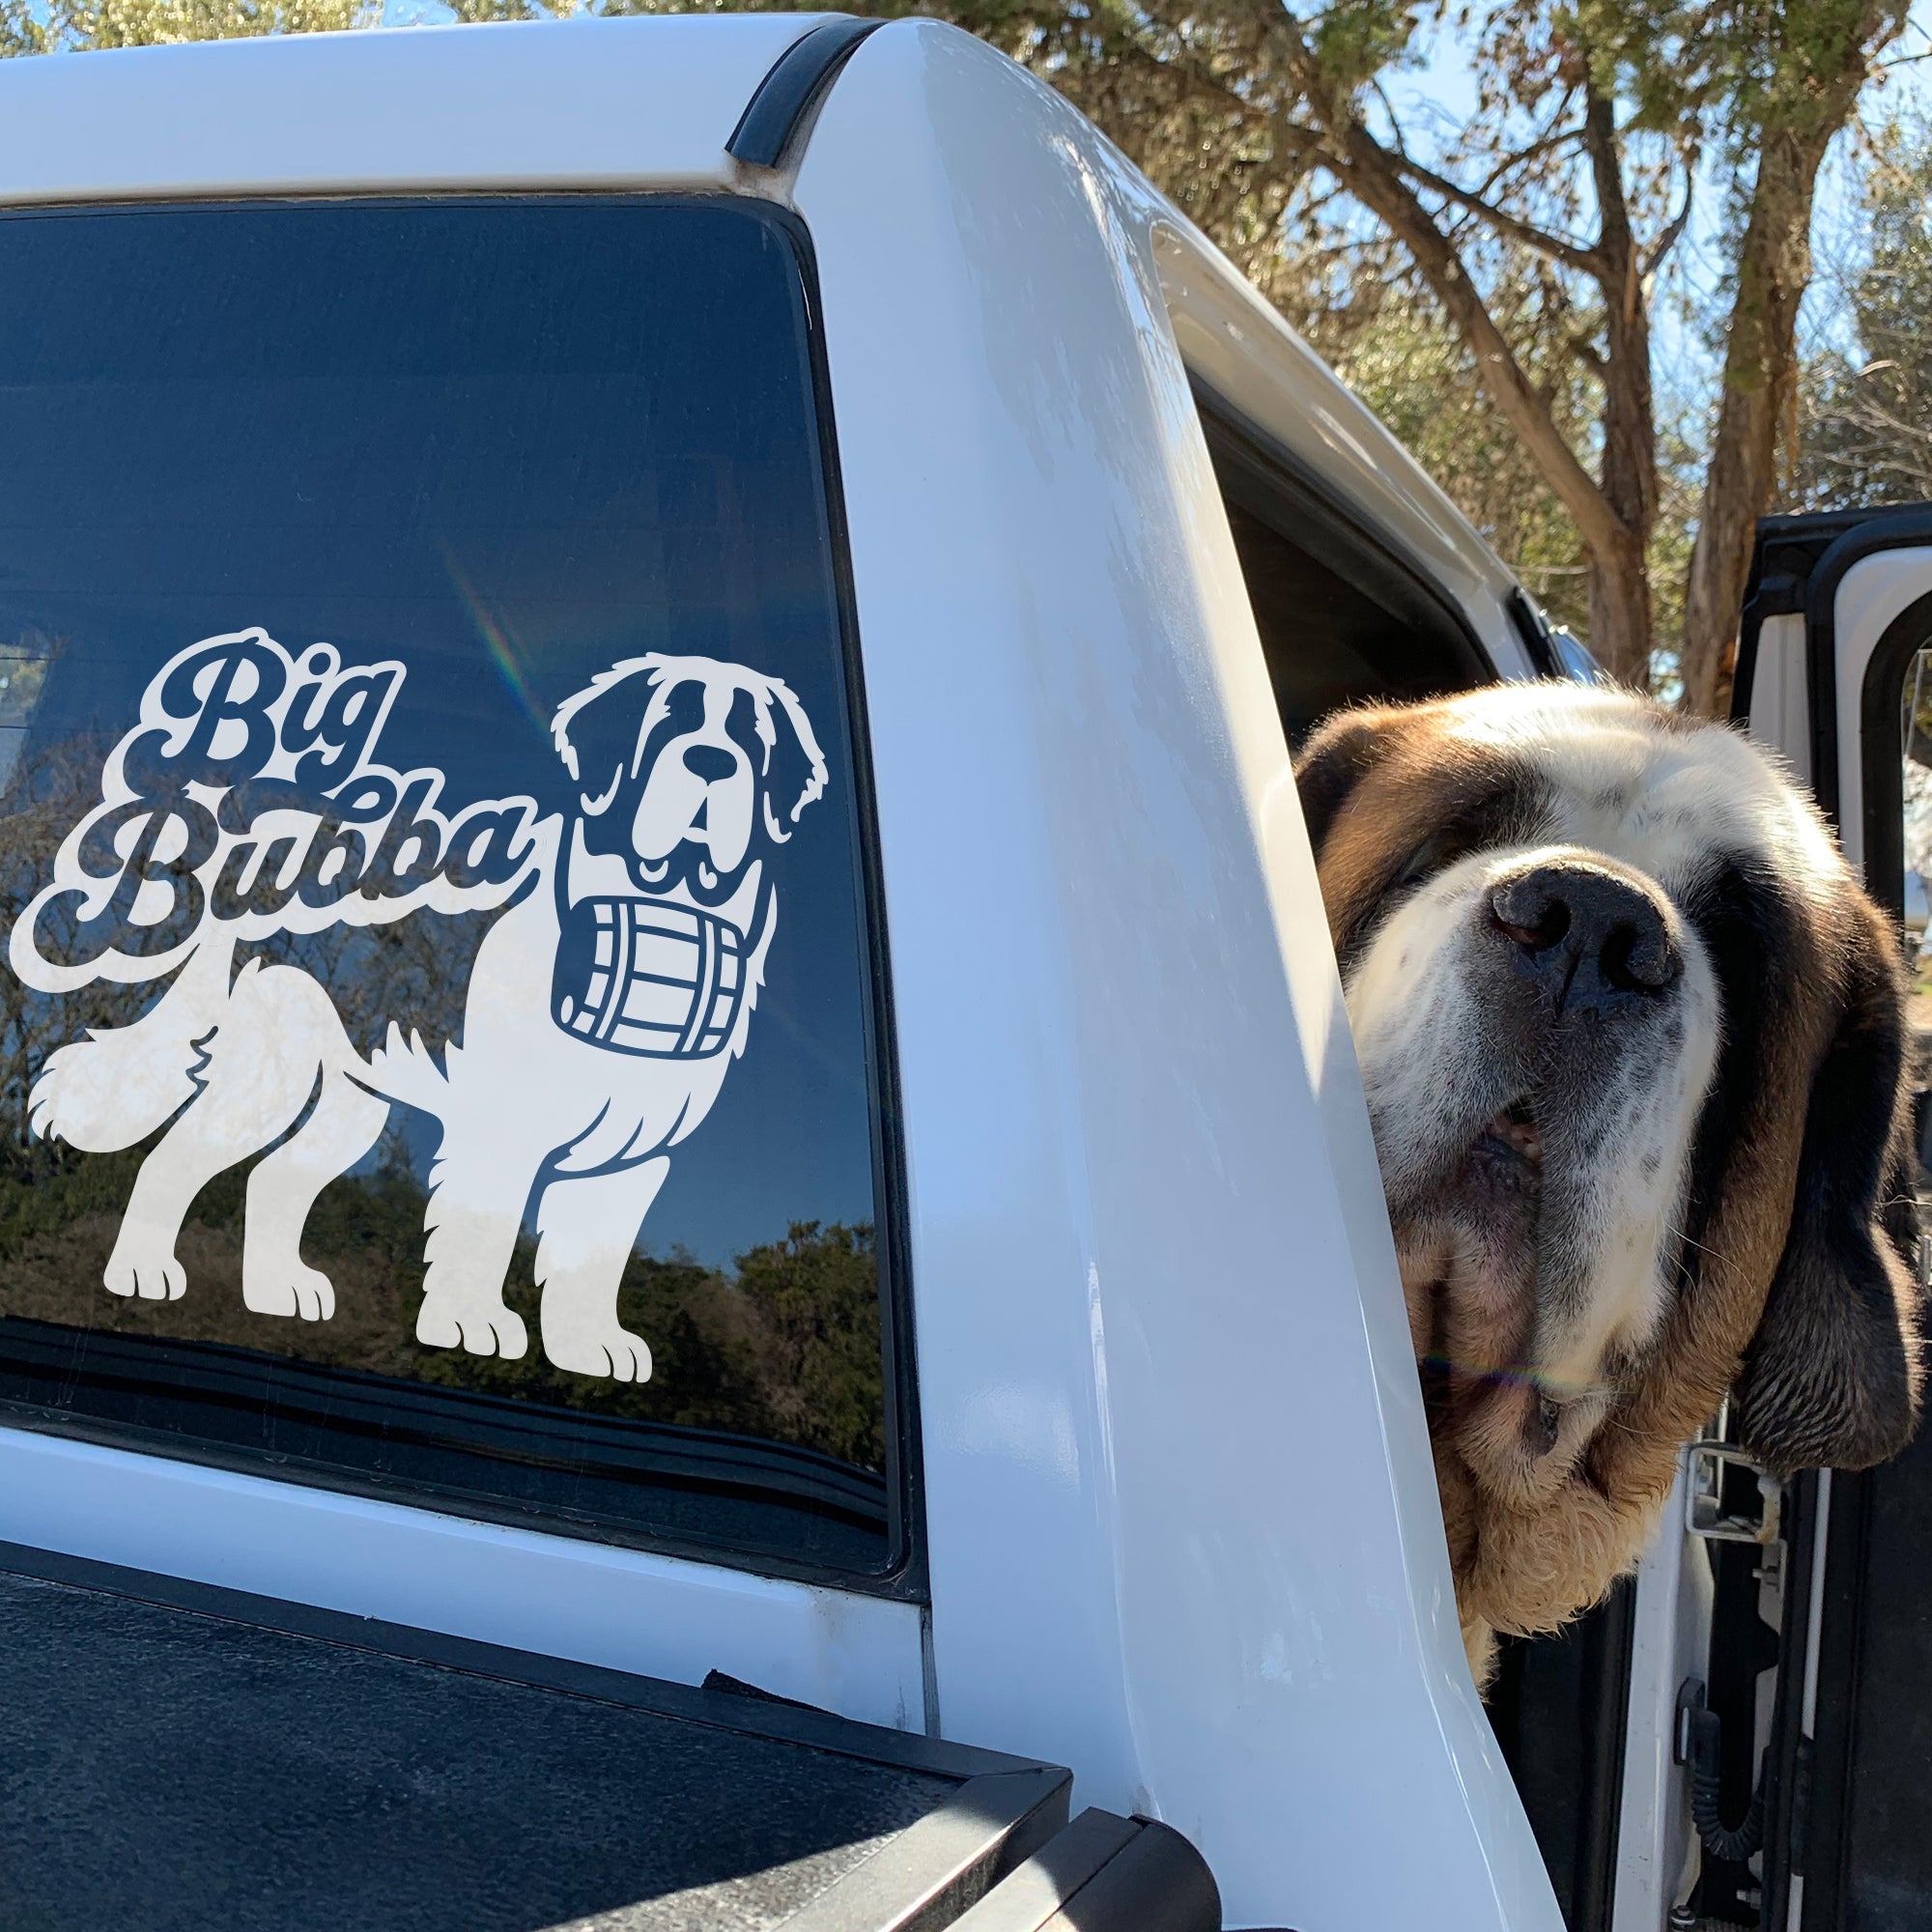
[1735,904,1925,1474]
[756,676,829,843]
[552,661,657,815]
[1293,704,1398,858]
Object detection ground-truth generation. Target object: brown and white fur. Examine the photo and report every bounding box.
[1296,681,1924,1685]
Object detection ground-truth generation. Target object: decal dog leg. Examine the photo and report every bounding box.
[532,1160,668,1380]
[105,957,360,1310]
[414,1112,537,1359]
[366,1015,536,1359]
[242,1067,389,1321]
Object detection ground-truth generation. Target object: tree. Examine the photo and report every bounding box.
[1675,3,1910,711]
[5,0,1909,714]
[964,0,1908,711]
[453,0,1895,712]
[1794,113,1932,510]
[0,0,366,54]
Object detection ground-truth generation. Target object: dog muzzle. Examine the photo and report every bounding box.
[553,895,746,1059]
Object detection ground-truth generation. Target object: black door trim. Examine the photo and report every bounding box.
[1733,505,1932,826]
[1734,505,1932,1929]
[727,16,883,170]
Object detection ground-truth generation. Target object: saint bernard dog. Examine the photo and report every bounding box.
[18,635,826,1382]
[1296,680,1925,1683]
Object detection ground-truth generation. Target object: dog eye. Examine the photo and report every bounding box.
[1393,835,1451,893]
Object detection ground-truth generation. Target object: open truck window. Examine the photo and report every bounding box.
[0,197,914,1591]
[1190,390,1496,743]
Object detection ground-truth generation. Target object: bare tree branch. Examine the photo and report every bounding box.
[1468,117,1586,206]
[1389,149,1605,278]
[1240,1,1646,670]
[1641,169,1695,280]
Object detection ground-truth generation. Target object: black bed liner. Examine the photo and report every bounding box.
[0,1542,1217,1932]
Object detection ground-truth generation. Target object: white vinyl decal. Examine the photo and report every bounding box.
[10,630,828,1380]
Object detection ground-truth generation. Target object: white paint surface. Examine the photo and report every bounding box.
[0,15,823,203]
[1611,1452,1714,1931]
[1833,546,1932,871]
[800,23,1557,1928]
[0,1426,926,1729]
[1747,611,1813,788]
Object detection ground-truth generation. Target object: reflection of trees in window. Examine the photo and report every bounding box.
[0,737,885,1475]
[0,734,153,1146]
[0,1122,885,1471]
[1900,651,1932,1206]
[1902,648,1932,890]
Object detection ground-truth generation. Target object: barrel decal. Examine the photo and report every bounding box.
[552,896,744,1059]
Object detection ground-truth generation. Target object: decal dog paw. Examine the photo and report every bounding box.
[538,1320,654,1384]
[414,1293,529,1362]
[242,1260,336,1324]
[102,1243,186,1303]
[12,631,828,1382]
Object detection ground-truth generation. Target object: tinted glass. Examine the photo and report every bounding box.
[0,199,902,1580]
[1195,399,1492,744]
[1902,645,1932,1207]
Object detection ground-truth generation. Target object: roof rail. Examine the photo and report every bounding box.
[727,15,882,169]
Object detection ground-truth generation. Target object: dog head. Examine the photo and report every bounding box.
[1297,682,1923,1658]
[551,654,828,914]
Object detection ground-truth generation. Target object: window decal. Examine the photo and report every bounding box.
[12,628,827,1383]
[0,196,901,1578]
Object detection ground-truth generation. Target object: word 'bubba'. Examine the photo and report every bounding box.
[14,629,545,988]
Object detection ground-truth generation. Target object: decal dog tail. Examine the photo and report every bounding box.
[358,1021,455,1118]
[28,935,238,1152]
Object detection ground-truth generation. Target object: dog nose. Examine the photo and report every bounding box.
[681,744,736,783]
[1489,861,1679,1013]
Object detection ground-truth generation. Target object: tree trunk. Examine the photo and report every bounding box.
[1681,7,1903,718]
[1587,538,1654,689]
[1582,82,1657,692]
[1680,133,1831,716]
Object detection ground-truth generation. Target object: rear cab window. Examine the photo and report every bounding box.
[0,197,914,1590]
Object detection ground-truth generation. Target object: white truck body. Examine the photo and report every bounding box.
[22,18,1912,1932]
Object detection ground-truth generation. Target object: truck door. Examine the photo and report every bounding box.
[1730,504,1932,1930]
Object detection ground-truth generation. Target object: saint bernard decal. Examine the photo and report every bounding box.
[11,629,828,1380]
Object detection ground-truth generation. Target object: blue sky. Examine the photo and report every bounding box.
[1383,1,1932,425]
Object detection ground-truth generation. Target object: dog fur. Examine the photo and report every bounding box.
[1295,680,1925,1684]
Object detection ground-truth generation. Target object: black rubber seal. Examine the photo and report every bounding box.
[727,16,883,169]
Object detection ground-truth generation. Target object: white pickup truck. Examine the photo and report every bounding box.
[0,16,1927,1932]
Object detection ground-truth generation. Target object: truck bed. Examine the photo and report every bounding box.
[0,1543,1217,1932]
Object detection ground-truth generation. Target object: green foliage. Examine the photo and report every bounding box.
[0,2,44,50]
[733,1222,889,1470]
[1793,114,1932,510]
[0,1124,888,1471]
[1546,0,1903,150]
[1308,0,1425,96]
[1,0,372,51]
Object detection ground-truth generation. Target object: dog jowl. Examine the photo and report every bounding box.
[13,628,828,1380]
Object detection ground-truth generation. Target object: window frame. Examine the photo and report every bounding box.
[1188,377,1501,728]
[0,190,927,1605]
